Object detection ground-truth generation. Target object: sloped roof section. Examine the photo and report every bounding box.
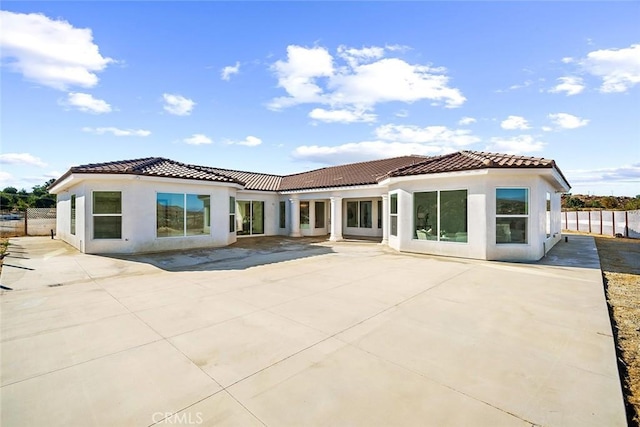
[386,151,569,186]
[279,156,428,191]
[51,157,242,188]
[51,150,570,193]
[198,167,283,191]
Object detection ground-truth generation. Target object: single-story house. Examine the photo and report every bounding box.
[48,150,570,261]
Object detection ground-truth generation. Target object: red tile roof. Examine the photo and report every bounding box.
[197,167,282,191]
[56,157,243,185]
[279,156,428,191]
[51,151,569,192]
[385,151,569,188]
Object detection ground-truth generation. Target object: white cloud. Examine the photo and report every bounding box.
[291,122,480,165]
[508,80,533,90]
[485,135,545,154]
[337,45,385,68]
[500,115,531,130]
[292,141,446,165]
[183,134,212,145]
[375,124,480,146]
[309,108,376,123]
[458,116,476,126]
[0,153,47,167]
[63,92,112,113]
[226,136,262,147]
[541,126,553,132]
[561,57,575,64]
[582,44,640,93]
[82,127,151,137]
[163,93,195,116]
[0,11,113,90]
[221,62,240,81]
[568,164,640,183]
[269,45,334,109]
[548,76,585,96]
[548,113,589,129]
[395,109,409,118]
[269,44,465,114]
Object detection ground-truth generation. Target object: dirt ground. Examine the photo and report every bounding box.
[594,235,640,426]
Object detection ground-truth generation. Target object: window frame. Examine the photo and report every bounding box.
[70,194,76,235]
[300,201,310,229]
[156,192,211,238]
[236,200,265,236]
[346,200,373,229]
[546,191,551,238]
[315,201,325,228]
[92,191,122,240]
[229,196,236,233]
[390,193,398,237]
[495,187,529,245]
[412,189,468,243]
[279,201,286,229]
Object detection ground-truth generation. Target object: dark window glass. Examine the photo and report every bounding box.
[315,201,325,228]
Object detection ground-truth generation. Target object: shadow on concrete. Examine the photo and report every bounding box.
[105,236,336,272]
[535,234,601,269]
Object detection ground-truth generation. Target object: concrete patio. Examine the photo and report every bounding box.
[0,236,626,426]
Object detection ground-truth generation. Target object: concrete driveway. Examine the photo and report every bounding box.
[0,236,626,426]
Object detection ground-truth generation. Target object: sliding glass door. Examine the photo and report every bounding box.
[236,200,264,235]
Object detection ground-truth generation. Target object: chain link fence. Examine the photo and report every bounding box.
[0,208,56,237]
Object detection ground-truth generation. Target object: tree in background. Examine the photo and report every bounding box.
[601,196,619,209]
[0,179,56,211]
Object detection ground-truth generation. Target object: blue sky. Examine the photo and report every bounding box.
[1,2,639,196]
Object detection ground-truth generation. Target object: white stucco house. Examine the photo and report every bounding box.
[48,150,571,261]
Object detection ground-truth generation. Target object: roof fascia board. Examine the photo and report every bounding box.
[48,174,77,194]
[52,172,245,191]
[485,168,571,191]
[382,168,489,185]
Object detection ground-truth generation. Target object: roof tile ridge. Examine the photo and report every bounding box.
[177,161,247,185]
[460,150,496,166]
[123,157,166,172]
[202,165,284,178]
[72,157,157,171]
[377,153,449,180]
[283,155,427,179]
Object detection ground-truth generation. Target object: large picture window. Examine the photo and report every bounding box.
[237,200,264,235]
[347,200,372,228]
[414,190,467,242]
[157,193,210,238]
[496,188,528,244]
[390,194,398,236]
[93,191,121,239]
[70,194,76,235]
